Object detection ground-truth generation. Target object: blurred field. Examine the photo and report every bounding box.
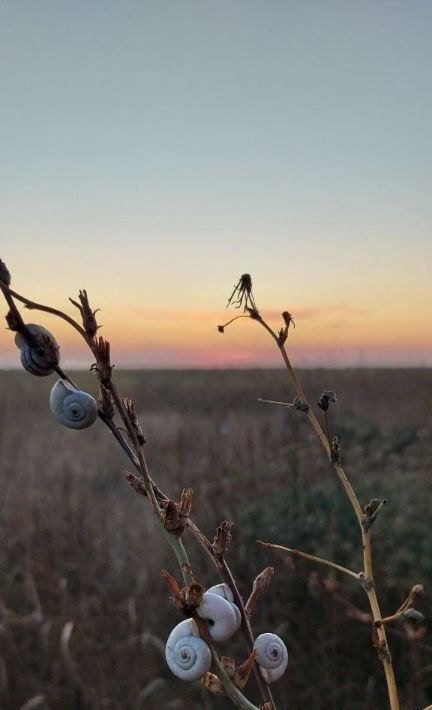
[0,368,431,710]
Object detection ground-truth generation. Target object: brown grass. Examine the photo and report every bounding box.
[0,368,431,709]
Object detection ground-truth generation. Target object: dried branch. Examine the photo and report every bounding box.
[258,542,361,581]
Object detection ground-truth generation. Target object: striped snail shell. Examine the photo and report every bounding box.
[197,591,238,642]
[165,618,211,681]
[49,380,98,430]
[253,633,288,683]
[15,324,60,376]
[207,583,241,632]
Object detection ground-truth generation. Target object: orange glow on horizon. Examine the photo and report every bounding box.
[1,303,430,368]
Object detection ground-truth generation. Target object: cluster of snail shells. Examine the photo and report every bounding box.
[166,584,240,682]
[15,324,60,376]
[15,324,98,430]
[165,583,288,685]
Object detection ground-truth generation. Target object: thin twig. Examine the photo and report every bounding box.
[258,542,361,580]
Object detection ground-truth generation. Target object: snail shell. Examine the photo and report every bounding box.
[253,633,288,683]
[165,619,211,681]
[207,583,241,632]
[50,380,98,430]
[197,591,238,642]
[15,324,60,376]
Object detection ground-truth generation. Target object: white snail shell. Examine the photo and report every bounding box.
[207,583,241,632]
[197,591,238,642]
[15,324,60,376]
[49,380,98,430]
[253,633,288,683]
[165,619,211,681]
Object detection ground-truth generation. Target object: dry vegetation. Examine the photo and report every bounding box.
[0,368,431,709]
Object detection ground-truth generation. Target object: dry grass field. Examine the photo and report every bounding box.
[0,368,431,710]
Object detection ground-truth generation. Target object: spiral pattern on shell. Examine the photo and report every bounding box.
[254,633,288,683]
[15,324,60,376]
[165,619,211,681]
[50,380,98,430]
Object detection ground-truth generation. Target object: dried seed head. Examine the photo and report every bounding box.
[69,289,100,338]
[0,259,11,286]
[317,390,337,411]
[91,337,112,383]
[122,397,146,446]
[202,672,226,695]
[282,311,295,328]
[277,311,295,346]
[123,469,147,496]
[212,521,233,558]
[227,274,258,312]
[98,384,115,419]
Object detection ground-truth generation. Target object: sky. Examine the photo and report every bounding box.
[0,0,431,368]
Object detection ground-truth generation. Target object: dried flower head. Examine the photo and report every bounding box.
[69,289,100,338]
[227,274,257,312]
[317,390,337,411]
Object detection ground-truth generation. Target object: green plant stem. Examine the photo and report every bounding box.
[209,643,261,710]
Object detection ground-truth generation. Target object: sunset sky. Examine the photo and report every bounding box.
[1,1,431,368]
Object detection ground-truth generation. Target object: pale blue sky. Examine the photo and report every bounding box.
[1,1,431,366]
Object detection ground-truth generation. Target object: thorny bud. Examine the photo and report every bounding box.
[364,498,381,516]
[181,582,204,614]
[0,259,11,286]
[69,289,100,338]
[245,566,274,617]
[277,311,295,346]
[162,490,193,537]
[202,672,226,695]
[293,396,310,413]
[318,390,337,411]
[212,520,233,558]
[98,384,115,419]
[162,571,205,616]
[91,337,112,383]
[227,274,258,312]
[217,325,225,333]
[122,397,146,446]
[282,311,295,328]
[362,498,387,532]
[123,469,147,497]
[358,572,374,593]
[330,435,341,464]
[235,650,257,689]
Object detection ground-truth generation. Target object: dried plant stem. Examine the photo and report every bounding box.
[0,281,87,338]
[253,313,399,710]
[0,279,275,709]
[258,542,360,580]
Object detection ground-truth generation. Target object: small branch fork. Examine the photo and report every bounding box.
[0,270,275,710]
[218,275,415,710]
